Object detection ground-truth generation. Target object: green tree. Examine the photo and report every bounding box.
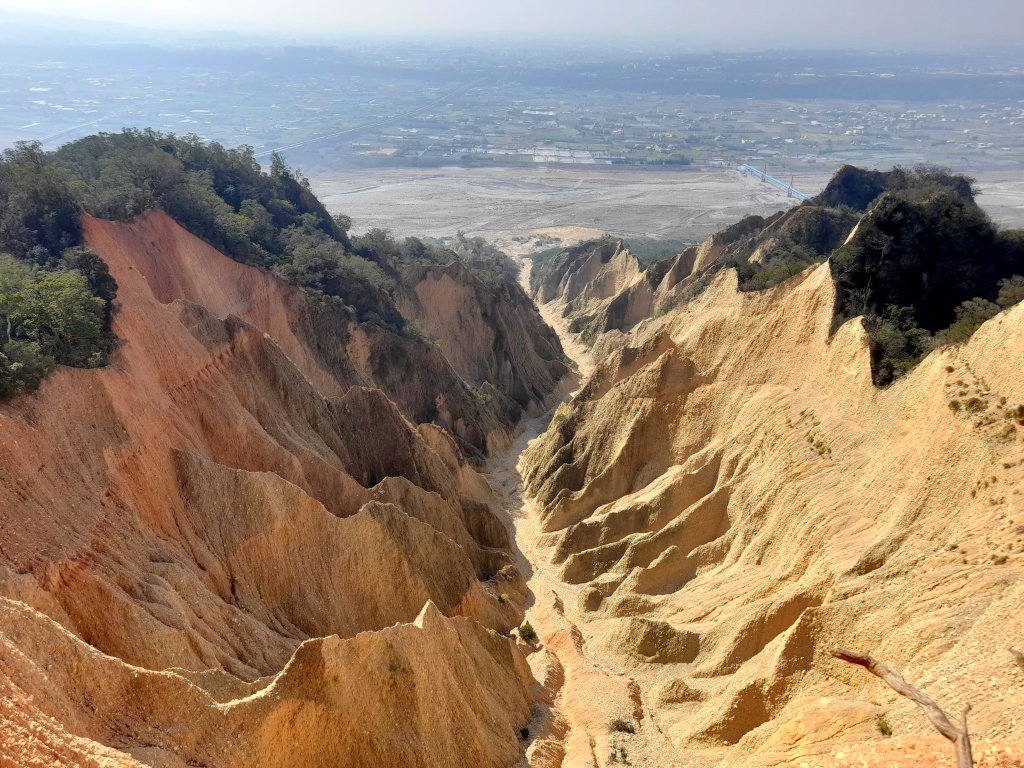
[14,270,105,363]
[60,246,118,331]
[997,275,1024,308]
[0,255,32,343]
[0,142,82,263]
[0,340,54,398]
[869,305,932,384]
[935,298,1001,345]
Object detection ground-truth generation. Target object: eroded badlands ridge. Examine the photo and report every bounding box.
[3,163,1024,768]
[519,229,1024,766]
[0,210,564,767]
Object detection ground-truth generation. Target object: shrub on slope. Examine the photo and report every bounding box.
[0,144,117,394]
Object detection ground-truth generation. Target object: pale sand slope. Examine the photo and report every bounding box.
[508,259,1024,768]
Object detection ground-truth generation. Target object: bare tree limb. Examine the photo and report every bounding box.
[957,704,973,768]
[831,647,973,768]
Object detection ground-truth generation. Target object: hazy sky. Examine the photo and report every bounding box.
[2,0,1022,50]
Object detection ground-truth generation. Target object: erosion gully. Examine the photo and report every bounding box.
[485,258,686,768]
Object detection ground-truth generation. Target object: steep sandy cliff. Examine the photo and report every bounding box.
[531,204,858,346]
[397,260,569,424]
[0,211,561,766]
[519,257,1024,767]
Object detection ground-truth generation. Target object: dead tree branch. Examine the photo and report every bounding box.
[831,647,973,768]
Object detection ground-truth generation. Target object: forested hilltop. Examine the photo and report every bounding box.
[5,132,1021,396]
[0,130,518,397]
[716,166,1024,384]
[740,166,1024,384]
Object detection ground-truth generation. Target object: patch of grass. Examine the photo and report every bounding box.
[875,715,893,737]
[518,621,538,643]
[609,718,636,734]
[609,744,630,764]
[549,403,570,428]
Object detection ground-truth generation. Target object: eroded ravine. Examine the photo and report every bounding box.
[491,230,1024,768]
[486,258,687,768]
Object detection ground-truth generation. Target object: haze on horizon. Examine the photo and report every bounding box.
[1,0,1022,52]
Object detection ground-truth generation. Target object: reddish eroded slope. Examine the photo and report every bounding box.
[83,210,349,399]
[0,597,532,768]
[82,211,553,455]
[0,211,549,765]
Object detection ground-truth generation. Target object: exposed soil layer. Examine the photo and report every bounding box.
[0,210,566,767]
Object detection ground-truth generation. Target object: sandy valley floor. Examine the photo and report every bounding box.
[312,166,1024,245]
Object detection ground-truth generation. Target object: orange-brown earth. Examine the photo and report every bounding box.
[0,210,566,767]
[4,197,1024,768]
[514,230,1024,767]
